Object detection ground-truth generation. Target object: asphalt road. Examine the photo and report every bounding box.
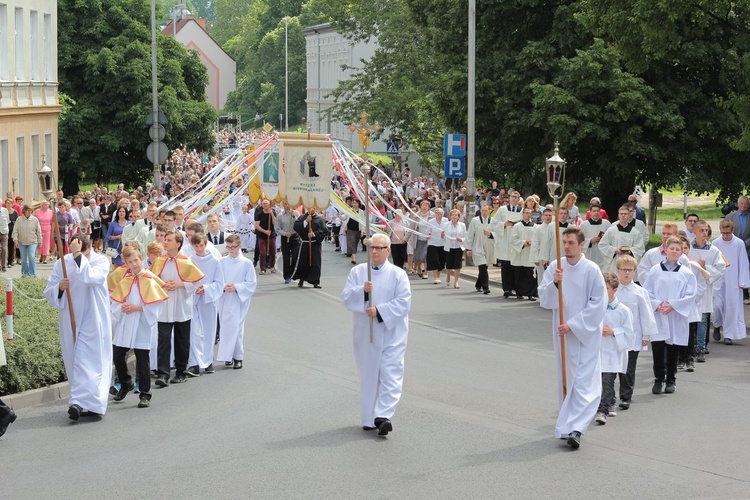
[2,246,750,499]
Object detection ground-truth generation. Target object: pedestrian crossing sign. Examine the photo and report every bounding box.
[386,142,400,156]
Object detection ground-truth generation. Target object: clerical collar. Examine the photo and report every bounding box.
[588,218,602,225]
[627,219,636,228]
[521,221,533,226]
[607,299,620,310]
[617,224,633,233]
[558,222,568,228]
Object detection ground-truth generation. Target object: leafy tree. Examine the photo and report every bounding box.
[58,0,217,194]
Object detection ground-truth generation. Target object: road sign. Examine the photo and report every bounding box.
[146,141,169,165]
[263,123,273,133]
[443,133,466,157]
[149,124,166,141]
[386,142,400,156]
[444,156,466,178]
[146,108,168,126]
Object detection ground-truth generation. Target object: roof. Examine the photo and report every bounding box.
[162,18,234,62]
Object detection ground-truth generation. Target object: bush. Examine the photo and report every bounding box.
[0,276,67,396]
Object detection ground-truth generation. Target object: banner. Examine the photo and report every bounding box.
[279,137,333,210]
[260,151,280,199]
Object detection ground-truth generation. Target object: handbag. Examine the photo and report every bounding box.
[105,246,119,259]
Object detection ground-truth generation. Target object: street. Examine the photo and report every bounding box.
[2,246,750,499]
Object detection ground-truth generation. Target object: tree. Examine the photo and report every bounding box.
[58,0,217,193]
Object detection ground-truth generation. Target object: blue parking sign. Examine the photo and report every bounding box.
[444,156,466,178]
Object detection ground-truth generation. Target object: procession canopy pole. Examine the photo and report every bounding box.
[51,199,77,343]
[553,195,567,398]
[362,164,374,343]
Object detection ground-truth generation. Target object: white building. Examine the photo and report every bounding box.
[0,0,61,202]
[302,23,419,169]
[163,14,236,111]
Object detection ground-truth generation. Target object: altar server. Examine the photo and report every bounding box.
[598,205,644,275]
[712,219,750,344]
[510,208,537,300]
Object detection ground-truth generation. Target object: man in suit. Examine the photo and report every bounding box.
[99,195,116,242]
[206,213,225,245]
[627,194,647,225]
[726,195,750,302]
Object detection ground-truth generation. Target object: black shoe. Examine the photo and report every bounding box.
[154,376,169,388]
[204,364,215,374]
[713,328,721,341]
[233,360,243,370]
[109,385,118,396]
[114,382,135,402]
[652,380,664,394]
[186,365,201,378]
[475,287,482,293]
[503,292,511,298]
[138,398,151,408]
[363,426,376,431]
[567,431,581,449]
[483,289,490,295]
[68,404,82,421]
[225,361,234,367]
[665,382,676,393]
[375,418,392,437]
[170,374,188,384]
[618,400,630,410]
[313,284,322,289]
[0,407,17,437]
[516,295,524,300]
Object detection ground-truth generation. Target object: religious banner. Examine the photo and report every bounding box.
[248,165,263,204]
[278,136,333,210]
[260,150,280,199]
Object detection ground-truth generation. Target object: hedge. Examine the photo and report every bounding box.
[0,276,67,396]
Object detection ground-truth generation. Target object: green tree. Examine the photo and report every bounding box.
[58,0,217,193]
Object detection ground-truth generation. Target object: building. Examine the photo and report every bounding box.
[0,0,61,203]
[162,9,236,111]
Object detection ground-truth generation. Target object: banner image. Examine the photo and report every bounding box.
[261,151,279,199]
[279,138,333,210]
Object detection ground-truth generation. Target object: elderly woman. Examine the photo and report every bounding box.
[11,205,42,277]
[426,207,448,284]
[414,200,432,279]
[388,210,410,270]
[34,200,54,264]
[443,209,466,288]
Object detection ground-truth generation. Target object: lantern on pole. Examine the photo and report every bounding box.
[545,142,567,398]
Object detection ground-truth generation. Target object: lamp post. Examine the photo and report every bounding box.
[37,159,77,342]
[284,16,289,131]
[545,142,567,398]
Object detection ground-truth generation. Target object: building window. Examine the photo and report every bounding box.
[16,136,25,200]
[30,10,38,80]
[0,139,8,199]
[31,134,39,200]
[0,5,8,80]
[14,7,23,81]
[43,13,51,81]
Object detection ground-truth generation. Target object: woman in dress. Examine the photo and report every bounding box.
[91,194,104,252]
[388,210,410,270]
[414,200,432,279]
[444,209,466,289]
[104,206,129,266]
[34,200,54,264]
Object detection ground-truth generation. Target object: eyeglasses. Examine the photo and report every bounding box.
[370,246,388,251]
[618,268,635,272]
[226,245,241,250]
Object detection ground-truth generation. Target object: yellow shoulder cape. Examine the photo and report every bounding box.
[150,254,205,283]
[107,265,128,292]
[110,269,168,305]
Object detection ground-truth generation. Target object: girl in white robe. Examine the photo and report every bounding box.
[217,235,257,367]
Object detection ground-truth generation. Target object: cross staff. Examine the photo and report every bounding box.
[349,112,380,160]
[362,164,374,343]
[52,199,77,343]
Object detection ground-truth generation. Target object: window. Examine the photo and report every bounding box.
[16,136,25,200]
[43,13,51,81]
[0,139,8,199]
[0,5,8,79]
[30,10,38,80]
[14,7,23,80]
[31,134,39,199]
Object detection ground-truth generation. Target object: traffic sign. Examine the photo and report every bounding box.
[149,124,166,141]
[386,142,400,156]
[263,123,273,133]
[443,133,466,157]
[444,156,466,178]
[146,108,168,126]
[146,141,169,165]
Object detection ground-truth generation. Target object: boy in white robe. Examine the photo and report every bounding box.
[509,208,537,299]
[44,234,113,421]
[342,233,411,437]
[637,222,689,283]
[217,234,257,369]
[579,204,611,268]
[110,246,167,408]
[598,205,645,275]
[531,207,553,285]
[594,273,634,425]
[538,227,607,449]
[712,219,750,343]
[539,207,570,269]
[490,191,523,296]
[642,236,697,395]
[187,233,224,376]
[614,255,657,410]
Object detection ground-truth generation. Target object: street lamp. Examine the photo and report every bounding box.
[545,142,567,398]
[36,159,77,341]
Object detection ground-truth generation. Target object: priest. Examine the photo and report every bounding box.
[341,233,412,437]
[579,204,611,268]
[293,208,327,288]
[509,208,537,300]
[712,219,750,344]
[44,234,113,421]
[217,234,257,369]
[538,227,607,449]
[465,201,494,294]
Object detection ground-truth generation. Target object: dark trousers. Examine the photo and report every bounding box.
[391,243,407,269]
[475,264,489,291]
[652,341,679,383]
[258,237,276,272]
[500,259,515,293]
[157,320,191,376]
[680,322,697,363]
[281,236,299,280]
[513,266,536,297]
[113,346,151,395]
[618,350,639,402]
[598,372,617,413]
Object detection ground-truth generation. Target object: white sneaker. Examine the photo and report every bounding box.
[595,412,607,425]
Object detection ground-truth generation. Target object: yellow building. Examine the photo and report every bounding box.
[0,0,61,204]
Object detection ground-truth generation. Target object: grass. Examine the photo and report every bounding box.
[655,205,723,221]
